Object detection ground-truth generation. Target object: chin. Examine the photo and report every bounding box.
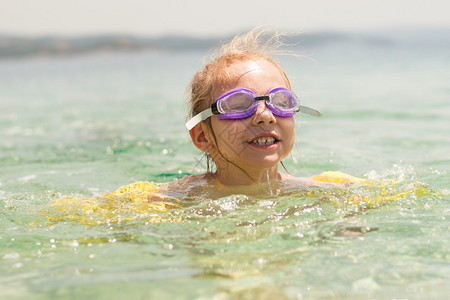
[247,157,282,169]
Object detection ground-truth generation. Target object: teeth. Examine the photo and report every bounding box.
[251,137,276,145]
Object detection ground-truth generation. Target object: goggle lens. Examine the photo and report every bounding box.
[271,89,298,111]
[218,91,255,113]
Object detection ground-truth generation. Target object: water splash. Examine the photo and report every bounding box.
[35,171,441,227]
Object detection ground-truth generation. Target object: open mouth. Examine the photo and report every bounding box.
[250,136,278,146]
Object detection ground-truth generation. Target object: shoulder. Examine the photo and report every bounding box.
[163,173,213,191]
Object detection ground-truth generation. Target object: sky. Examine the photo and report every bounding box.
[1,0,449,37]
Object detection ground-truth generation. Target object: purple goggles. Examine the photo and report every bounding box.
[185,87,321,130]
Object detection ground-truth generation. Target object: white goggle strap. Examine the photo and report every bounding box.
[185,108,214,130]
[185,104,321,130]
[299,105,322,117]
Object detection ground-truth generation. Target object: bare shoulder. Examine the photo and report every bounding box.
[164,173,212,191]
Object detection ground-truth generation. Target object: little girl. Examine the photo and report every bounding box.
[160,29,337,198]
[48,29,374,217]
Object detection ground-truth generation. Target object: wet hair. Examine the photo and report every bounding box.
[187,28,292,173]
[188,29,292,121]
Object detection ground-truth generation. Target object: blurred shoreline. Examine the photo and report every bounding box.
[0,27,448,59]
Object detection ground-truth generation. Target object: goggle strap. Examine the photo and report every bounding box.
[185,108,213,130]
[299,105,322,117]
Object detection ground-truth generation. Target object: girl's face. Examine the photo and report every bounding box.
[208,59,296,175]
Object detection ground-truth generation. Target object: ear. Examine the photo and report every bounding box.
[189,122,212,152]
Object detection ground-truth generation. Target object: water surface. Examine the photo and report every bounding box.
[1,34,449,299]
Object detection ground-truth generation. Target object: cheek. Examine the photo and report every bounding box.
[211,119,251,148]
[280,120,296,163]
[280,118,296,146]
[280,117,295,133]
[209,119,234,149]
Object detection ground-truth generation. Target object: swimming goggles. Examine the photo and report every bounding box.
[185,87,321,130]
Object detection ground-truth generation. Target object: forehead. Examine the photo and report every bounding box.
[229,60,284,81]
[215,59,288,97]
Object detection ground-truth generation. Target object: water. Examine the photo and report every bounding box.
[1,33,449,299]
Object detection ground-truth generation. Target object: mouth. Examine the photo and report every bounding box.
[249,136,279,147]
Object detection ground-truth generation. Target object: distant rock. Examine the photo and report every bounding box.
[0,28,448,59]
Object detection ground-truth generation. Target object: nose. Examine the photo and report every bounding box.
[252,100,276,125]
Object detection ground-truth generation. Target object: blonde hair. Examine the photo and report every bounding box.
[187,28,293,173]
[187,29,292,121]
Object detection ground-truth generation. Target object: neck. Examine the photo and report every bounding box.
[213,164,282,187]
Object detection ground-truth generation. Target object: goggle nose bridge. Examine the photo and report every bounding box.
[254,95,270,102]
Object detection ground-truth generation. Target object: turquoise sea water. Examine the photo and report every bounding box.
[1,33,449,299]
